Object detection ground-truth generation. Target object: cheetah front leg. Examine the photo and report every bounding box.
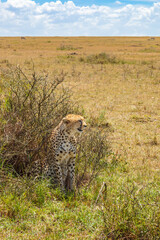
[54,163,66,192]
[68,158,76,191]
[61,164,68,189]
[47,163,65,192]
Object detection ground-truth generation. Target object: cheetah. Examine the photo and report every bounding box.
[31,114,87,192]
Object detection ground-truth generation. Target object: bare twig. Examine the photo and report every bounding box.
[95,182,107,205]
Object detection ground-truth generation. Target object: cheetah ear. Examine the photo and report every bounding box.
[63,118,70,124]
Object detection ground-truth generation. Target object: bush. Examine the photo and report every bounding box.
[76,127,111,188]
[0,65,74,174]
[79,52,119,64]
[57,44,77,51]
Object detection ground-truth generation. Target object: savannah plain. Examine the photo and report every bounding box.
[0,37,160,239]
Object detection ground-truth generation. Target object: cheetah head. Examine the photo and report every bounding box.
[62,114,87,134]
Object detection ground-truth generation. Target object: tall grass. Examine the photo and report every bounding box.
[0,160,159,239]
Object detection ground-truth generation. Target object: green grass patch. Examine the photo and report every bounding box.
[0,160,160,239]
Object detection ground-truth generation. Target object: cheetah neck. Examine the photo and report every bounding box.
[56,122,77,141]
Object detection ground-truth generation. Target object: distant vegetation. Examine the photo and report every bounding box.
[79,52,124,64]
[57,44,80,51]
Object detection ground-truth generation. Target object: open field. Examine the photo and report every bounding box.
[0,37,160,239]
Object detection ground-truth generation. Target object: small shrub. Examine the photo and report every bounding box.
[0,59,9,64]
[0,65,75,174]
[79,52,120,64]
[76,127,111,188]
[57,44,77,51]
